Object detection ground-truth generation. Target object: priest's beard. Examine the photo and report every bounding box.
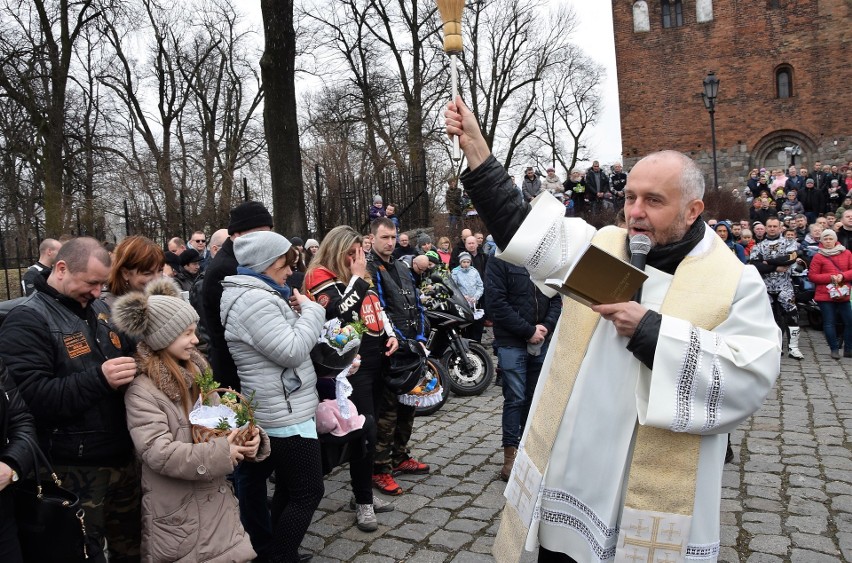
[630,208,689,247]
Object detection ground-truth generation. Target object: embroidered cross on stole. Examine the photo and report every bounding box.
[494,225,743,563]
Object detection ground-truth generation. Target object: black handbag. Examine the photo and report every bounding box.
[13,435,105,563]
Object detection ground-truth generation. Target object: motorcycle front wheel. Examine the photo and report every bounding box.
[415,358,451,416]
[443,341,494,396]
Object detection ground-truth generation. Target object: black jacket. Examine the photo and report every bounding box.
[0,359,37,520]
[485,257,562,349]
[201,237,240,390]
[21,262,50,297]
[0,275,135,466]
[367,252,428,340]
[798,186,826,214]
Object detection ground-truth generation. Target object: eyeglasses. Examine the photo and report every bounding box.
[193,239,206,244]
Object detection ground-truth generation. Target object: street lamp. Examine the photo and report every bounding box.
[701,71,720,190]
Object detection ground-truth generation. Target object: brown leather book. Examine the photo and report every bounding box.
[544,243,648,307]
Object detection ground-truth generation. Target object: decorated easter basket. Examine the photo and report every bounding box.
[189,387,256,447]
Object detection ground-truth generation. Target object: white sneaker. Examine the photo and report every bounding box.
[355,503,378,532]
[788,347,804,360]
[349,495,394,513]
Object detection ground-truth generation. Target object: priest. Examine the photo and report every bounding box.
[445,97,781,563]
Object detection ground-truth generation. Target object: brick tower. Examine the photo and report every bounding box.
[612,0,851,189]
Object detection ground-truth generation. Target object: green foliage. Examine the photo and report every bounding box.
[234,390,257,428]
[195,368,221,406]
[215,417,232,431]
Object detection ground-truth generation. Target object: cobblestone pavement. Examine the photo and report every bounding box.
[299,327,852,562]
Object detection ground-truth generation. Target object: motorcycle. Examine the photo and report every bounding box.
[420,273,494,399]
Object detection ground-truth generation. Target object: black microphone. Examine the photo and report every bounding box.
[629,234,652,302]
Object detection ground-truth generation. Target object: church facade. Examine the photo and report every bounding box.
[612,0,851,189]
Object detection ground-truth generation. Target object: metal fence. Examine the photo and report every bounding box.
[0,228,38,301]
[311,163,429,237]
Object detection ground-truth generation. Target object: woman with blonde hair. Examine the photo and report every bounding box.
[436,236,452,265]
[104,236,165,306]
[303,225,398,526]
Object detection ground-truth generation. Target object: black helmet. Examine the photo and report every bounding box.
[383,339,425,394]
[310,340,361,378]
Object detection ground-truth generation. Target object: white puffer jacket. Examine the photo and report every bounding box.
[220,275,325,430]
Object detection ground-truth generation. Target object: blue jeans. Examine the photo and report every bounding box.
[499,343,548,448]
[818,300,852,351]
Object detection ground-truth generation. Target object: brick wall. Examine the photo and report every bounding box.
[613,0,852,189]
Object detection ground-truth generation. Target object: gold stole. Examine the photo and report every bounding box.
[494,226,743,563]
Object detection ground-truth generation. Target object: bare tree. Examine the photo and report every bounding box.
[533,49,604,173]
[260,0,307,236]
[0,0,101,236]
[182,0,265,229]
[462,0,578,171]
[99,0,216,238]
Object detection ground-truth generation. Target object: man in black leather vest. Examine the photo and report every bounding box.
[367,217,431,496]
[0,237,141,562]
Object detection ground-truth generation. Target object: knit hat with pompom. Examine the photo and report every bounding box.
[111,278,199,351]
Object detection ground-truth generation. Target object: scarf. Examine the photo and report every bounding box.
[819,244,846,257]
[236,266,291,299]
[627,214,706,275]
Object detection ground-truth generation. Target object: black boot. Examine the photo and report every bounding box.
[725,435,734,464]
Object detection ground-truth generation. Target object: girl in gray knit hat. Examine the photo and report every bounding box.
[112,278,267,562]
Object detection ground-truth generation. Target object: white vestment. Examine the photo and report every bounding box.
[497,195,781,562]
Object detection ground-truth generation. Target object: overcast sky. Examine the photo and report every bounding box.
[244,1,623,165]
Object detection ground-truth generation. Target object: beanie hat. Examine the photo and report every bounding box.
[111,278,199,351]
[822,229,838,240]
[458,251,472,263]
[233,231,292,274]
[228,201,273,235]
[179,248,202,266]
[163,251,181,270]
[305,238,319,250]
[373,195,383,204]
[418,234,432,246]
[290,237,304,247]
[806,178,815,184]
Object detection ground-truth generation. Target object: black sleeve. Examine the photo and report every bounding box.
[0,359,37,478]
[541,292,563,335]
[484,258,536,340]
[0,308,114,424]
[626,310,662,370]
[460,155,532,252]
[309,277,372,322]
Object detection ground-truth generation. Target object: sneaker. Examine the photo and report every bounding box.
[832,349,841,360]
[392,458,430,475]
[355,503,378,532]
[788,348,804,360]
[349,495,395,513]
[372,473,403,495]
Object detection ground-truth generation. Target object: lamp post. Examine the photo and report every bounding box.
[701,71,720,190]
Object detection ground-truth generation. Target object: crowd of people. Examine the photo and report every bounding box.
[1,127,848,562]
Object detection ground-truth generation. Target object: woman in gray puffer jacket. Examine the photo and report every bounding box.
[220,231,326,563]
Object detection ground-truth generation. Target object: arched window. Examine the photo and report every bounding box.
[633,1,650,32]
[662,0,684,28]
[776,66,793,98]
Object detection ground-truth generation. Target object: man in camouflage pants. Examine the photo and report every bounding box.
[368,218,431,495]
[0,237,141,561]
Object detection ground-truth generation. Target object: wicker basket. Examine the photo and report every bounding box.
[190,388,255,446]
